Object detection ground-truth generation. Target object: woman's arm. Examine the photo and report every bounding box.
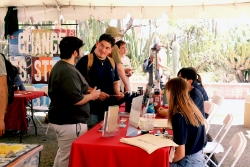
[172,144,185,162]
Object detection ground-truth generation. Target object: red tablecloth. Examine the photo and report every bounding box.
[69,121,171,167]
[5,91,47,131]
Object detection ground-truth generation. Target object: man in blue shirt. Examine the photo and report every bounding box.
[76,34,124,127]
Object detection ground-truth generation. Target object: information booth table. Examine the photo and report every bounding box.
[69,121,171,167]
[5,91,47,142]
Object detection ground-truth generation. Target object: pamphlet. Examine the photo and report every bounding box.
[120,134,178,154]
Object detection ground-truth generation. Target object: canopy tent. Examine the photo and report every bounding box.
[0,0,250,22]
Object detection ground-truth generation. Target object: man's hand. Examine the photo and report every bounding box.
[0,120,5,137]
[125,68,132,74]
[115,92,124,100]
[125,68,133,77]
[89,87,100,101]
[124,85,129,93]
[98,92,109,101]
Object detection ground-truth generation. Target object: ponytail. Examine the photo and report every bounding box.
[197,73,203,87]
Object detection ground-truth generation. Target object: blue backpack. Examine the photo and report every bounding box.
[142,57,152,73]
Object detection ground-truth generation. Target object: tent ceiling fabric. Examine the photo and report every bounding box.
[0,0,250,21]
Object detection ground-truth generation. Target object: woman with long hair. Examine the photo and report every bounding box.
[166,77,206,167]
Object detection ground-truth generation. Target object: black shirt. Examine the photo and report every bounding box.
[190,87,205,117]
[48,60,90,124]
[76,53,120,121]
[193,80,209,101]
[172,112,206,155]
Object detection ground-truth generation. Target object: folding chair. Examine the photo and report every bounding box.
[24,86,38,128]
[211,94,224,106]
[207,95,224,123]
[204,119,210,134]
[24,85,36,91]
[204,113,233,156]
[204,101,215,119]
[206,131,247,167]
[33,86,50,129]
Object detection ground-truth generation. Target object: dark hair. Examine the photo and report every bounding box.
[59,36,84,59]
[188,67,203,87]
[177,68,197,85]
[116,40,126,48]
[166,77,204,127]
[99,34,115,47]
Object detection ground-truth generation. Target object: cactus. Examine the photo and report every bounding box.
[219,41,250,82]
[172,41,180,77]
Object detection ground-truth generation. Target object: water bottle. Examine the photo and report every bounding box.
[125,92,131,113]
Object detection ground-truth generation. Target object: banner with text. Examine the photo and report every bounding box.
[9,29,75,84]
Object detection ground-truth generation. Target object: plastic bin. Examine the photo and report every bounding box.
[244,94,250,128]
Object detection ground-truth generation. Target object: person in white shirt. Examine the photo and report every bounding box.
[152,43,171,89]
[116,40,132,92]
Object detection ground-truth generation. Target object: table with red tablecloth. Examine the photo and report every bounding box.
[5,91,47,134]
[68,120,171,167]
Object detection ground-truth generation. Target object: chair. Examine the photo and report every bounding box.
[207,95,224,123]
[24,85,36,91]
[204,113,234,160]
[211,94,224,106]
[206,131,247,167]
[24,85,37,128]
[204,119,210,134]
[33,86,49,129]
[204,101,215,116]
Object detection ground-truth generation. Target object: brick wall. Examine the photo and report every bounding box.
[130,81,250,99]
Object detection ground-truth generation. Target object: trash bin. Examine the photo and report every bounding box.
[244,94,250,128]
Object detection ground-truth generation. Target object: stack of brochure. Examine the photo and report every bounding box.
[120,134,178,154]
[102,105,119,137]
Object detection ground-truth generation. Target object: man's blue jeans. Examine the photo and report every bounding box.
[87,114,99,129]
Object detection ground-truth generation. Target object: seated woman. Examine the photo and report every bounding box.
[165,77,206,167]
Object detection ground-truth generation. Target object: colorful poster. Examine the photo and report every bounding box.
[9,29,75,84]
[9,55,32,84]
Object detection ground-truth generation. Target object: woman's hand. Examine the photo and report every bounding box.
[158,107,168,117]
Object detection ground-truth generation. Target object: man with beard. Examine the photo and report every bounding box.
[48,36,100,167]
[76,34,124,128]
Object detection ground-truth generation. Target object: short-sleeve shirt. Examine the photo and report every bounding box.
[120,56,131,92]
[172,112,206,156]
[190,87,205,117]
[48,60,90,125]
[76,53,120,120]
[110,45,122,64]
[0,55,6,76]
